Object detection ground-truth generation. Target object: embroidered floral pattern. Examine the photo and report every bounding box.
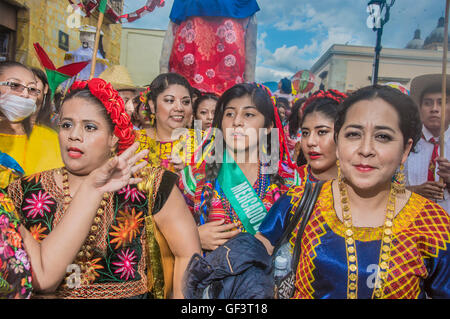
[23,190,54,219]
[169,17,247,94]
[0,189,32,299]
[112,248,137,281]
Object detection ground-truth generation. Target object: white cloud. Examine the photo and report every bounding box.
[255,66,293,83]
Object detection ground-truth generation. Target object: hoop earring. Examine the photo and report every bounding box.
[392,164,406,194]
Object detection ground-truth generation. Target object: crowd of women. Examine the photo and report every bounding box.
[0,60,448,299]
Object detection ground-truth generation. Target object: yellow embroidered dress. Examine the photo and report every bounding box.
[136,128,205,173]
[0,125,63,176]
[259,181,450,299]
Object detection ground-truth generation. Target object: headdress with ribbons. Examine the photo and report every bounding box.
[300,89,348,115]
[67,78,135,154]
[254,82,297,171]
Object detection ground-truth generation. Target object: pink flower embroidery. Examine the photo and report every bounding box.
[183,53,195,66]
[224,20,234,31]
[224,30,236,44]
[23,191,54,219]
[185,29,196,43]
[206,69,215,79]
[216,26,226,38]
[118,185,145,203]
[235,76,243,84]
[112,248,137,281]
[194,74,204,84]
[217,43,225,53]
[178,43,185,52]
[224,54,236,67]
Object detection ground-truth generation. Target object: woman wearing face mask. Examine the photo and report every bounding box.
[6,78,201,299]
[258,85,450,299]
[0,62,63,182]
[136,73,203,174]
[179,83,297,253]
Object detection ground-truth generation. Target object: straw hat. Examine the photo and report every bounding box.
[410,73,450,106]
[99,65,136,91]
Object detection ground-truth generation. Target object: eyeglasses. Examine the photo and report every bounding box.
[0,81,41,97]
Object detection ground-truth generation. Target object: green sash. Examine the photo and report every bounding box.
[217,150,268,235]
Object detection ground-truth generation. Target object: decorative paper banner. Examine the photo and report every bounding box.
[33,42,90,96]
[68,0,165,23]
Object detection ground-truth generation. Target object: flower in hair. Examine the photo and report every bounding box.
[140,87,151,105]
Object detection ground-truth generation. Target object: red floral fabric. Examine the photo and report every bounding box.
[169,17,247,95]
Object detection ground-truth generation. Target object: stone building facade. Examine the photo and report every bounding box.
[0,0,122,68]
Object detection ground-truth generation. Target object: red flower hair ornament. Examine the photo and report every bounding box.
[68,78,135,155]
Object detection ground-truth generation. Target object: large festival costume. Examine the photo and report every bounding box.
[259,181,450,299]
[160,0,259,95]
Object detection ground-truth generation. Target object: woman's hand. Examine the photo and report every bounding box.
[198,219,241,251]
[408,181,445,200]
[85,142,149,194]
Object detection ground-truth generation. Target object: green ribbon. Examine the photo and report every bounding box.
[217,150,268,235]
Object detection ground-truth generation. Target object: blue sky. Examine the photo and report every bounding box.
[124,0,447,83]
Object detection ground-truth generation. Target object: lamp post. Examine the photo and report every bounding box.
[366,0,395,85]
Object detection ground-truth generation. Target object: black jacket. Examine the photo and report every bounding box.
[183,233,274,299]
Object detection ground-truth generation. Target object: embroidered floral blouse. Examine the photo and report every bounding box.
[6,168,178,299]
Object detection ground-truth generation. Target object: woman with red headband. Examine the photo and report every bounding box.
[295,89,347,185]
[5,78,201,299]
[178,83,297,253]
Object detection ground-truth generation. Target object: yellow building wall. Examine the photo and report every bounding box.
[13,0,122,69]
[120,28,166,87]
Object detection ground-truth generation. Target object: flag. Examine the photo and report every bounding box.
[98,0,107,14]
[33,43,90,97]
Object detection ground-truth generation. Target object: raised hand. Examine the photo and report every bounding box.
[86,142,149,193]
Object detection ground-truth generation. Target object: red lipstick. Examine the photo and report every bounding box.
[68,147,83,159]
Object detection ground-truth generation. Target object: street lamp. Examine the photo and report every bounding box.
[366,0,395,85]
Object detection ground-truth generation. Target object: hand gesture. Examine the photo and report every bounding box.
[86,142,149,194]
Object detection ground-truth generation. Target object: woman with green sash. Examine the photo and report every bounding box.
[179,83,298,252]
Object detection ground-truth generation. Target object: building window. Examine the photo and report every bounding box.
[0,26,15,62]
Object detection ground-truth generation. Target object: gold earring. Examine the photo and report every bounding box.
[149,113,155,126]
[336,159,342,181]
[392,164,406,194]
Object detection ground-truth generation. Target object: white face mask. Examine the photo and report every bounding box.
[0,93,37,122]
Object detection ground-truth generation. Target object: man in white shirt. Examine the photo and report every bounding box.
[405,73,450,213]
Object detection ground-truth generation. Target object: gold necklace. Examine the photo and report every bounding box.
[61,167,110,285]
[338,177,396,299]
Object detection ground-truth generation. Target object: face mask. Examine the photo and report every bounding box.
[0,93,37,122]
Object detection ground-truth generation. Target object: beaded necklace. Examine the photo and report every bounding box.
[61,167,110,285]
[217,161,269,229]
[337,176,396,299]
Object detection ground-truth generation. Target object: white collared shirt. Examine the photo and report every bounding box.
[404,125,450,213]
